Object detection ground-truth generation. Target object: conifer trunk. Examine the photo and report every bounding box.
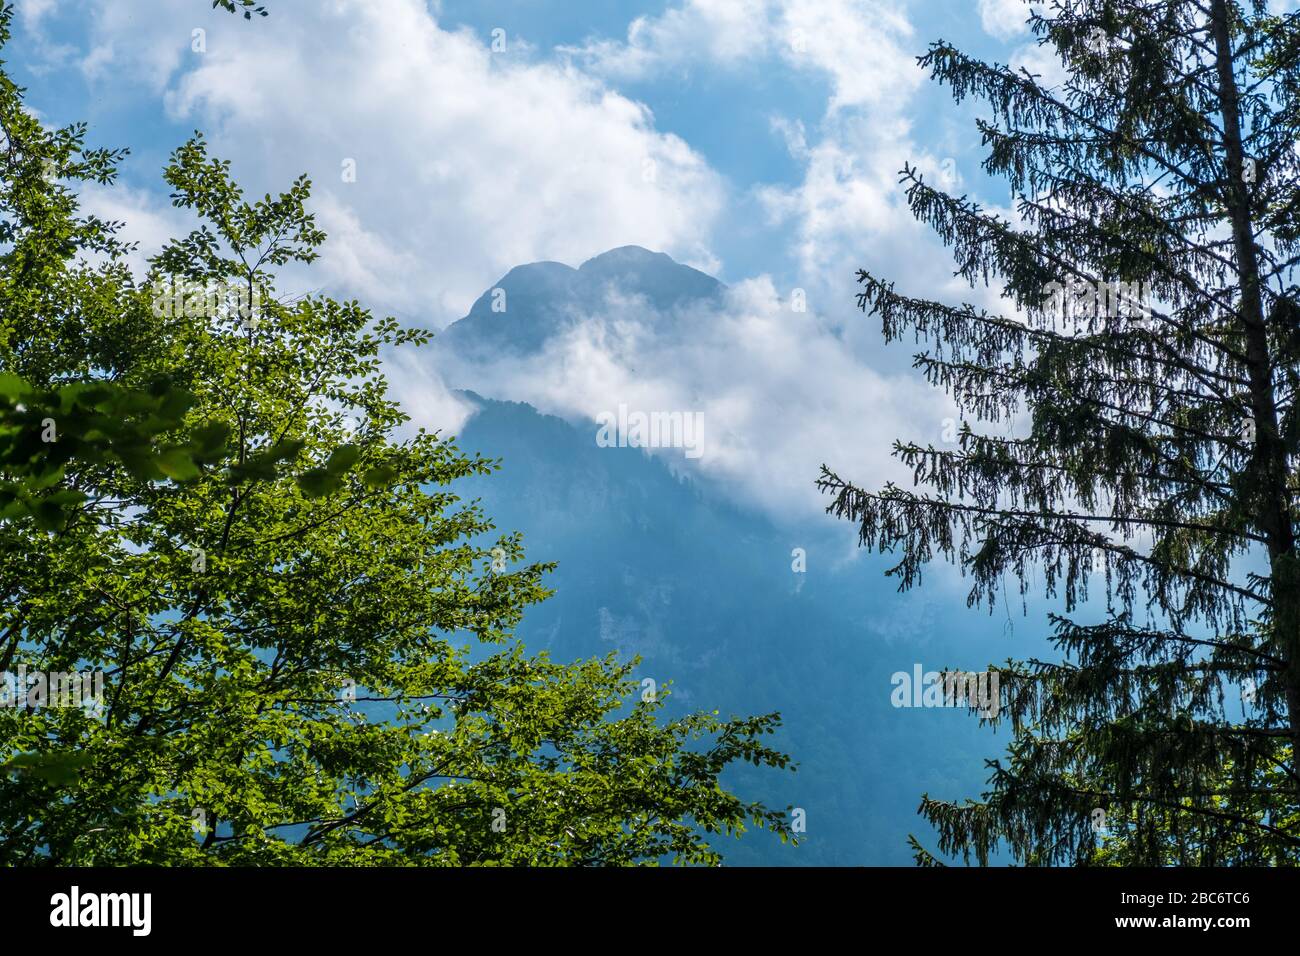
[1209,0,1300,757]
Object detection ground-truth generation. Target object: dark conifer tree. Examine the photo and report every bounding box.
[821,0,1300,864]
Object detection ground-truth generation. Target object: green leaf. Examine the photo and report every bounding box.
[296,468,340,498]
[325,443,361,474]
[362,464,398,489]
[31,500,69,531]
[156,448,202,482]
[1,751,91,786]
[0,373,31,402]
[191,421,233,460]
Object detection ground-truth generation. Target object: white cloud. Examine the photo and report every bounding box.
[434,274,952,519]
[76,181,194,275]
[977,0,1032,41]
[1009,36,1070,90]
[564,0,920,113]
[564,0,996,329]
[779,0,919,113]
[552,0,1017,518]
[70,0,726,325]
[562,0,775,78]
[386,347,478,439]
[15,0,59,29]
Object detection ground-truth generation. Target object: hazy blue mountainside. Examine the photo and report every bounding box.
[452,394,1039,865]
[434,247,1049,864]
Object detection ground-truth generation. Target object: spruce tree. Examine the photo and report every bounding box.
[821,0,1300,864]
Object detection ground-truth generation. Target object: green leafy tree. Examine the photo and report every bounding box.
[0,7,793,864]
[0,5,231,529]
[822,0,1300,865]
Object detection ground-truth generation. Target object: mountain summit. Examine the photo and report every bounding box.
[438,245,724,359]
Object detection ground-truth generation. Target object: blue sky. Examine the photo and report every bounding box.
[0,0,1150,526]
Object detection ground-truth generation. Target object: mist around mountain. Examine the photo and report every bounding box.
[434,248,1051,865]
[438,246,725,361]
